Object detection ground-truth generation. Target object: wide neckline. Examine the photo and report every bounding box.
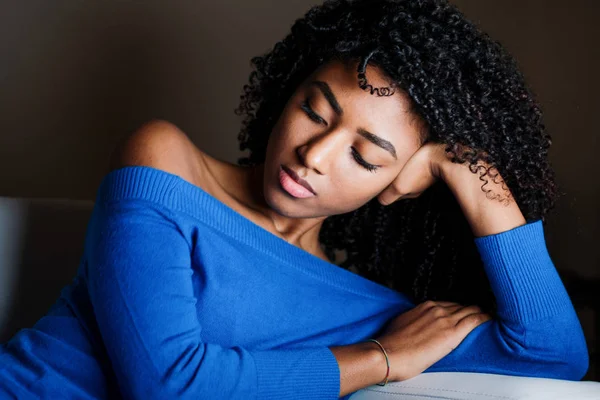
[97,165,412,303]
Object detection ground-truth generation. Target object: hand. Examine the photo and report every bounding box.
[374,300,492,382]
[377,141,451,206]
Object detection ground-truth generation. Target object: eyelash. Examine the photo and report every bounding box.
[351,147,379,172]
[300,98,380,173]
[300,98,326,125]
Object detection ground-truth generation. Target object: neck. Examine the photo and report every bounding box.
[244,163,331,262]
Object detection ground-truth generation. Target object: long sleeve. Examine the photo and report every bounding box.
[84,200,340,400]
[424,219,589,380]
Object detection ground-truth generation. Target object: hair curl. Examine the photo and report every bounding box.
[234,0,561,318]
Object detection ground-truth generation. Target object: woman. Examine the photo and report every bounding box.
[0,0,589,399]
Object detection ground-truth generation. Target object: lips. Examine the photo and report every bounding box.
[280,165,317,197]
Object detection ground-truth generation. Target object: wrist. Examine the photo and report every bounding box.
[365,339,390,386]
[355,341,389,382]
[329,341,394,396]
[438,158,527,237]
[436,155,468,184]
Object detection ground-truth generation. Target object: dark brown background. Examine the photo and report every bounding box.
[0,0,597,380]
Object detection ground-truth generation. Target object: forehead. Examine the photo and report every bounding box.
[302,59,425,149]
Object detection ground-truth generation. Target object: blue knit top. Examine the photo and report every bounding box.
[0,165,589,399]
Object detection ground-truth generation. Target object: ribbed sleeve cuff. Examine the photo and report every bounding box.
[474,219,573,324]
[252,347,340,400]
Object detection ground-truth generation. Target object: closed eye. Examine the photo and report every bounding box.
[301,97,380,173]
[351,147,380,172]
[301,98,327,125]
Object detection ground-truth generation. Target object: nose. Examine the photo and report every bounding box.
[297,129,345,175]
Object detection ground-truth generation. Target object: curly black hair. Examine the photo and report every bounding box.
[234,0,560,318]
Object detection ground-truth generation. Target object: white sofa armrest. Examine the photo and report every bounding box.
[349,372,600,400]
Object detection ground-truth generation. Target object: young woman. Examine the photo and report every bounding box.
[0,0,589,399]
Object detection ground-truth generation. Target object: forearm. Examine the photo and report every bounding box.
[438,157,576,322]
[330,342,388,397]
[434,158,588,377]
[439,159,526,237]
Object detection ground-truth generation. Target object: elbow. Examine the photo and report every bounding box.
[549,332,590,381]
[555,316,590,380]
[522,313,590,381]
[563,341,590,381]
[521,341,590,381]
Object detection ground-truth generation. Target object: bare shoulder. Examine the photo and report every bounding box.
[108,119,213,187]
[108,119,258,218]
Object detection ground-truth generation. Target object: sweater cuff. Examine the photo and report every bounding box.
[474,219,573,323]
[251,347,340,400]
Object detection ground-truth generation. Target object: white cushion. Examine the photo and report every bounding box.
[349,372,600,399]
[0,196,93,341]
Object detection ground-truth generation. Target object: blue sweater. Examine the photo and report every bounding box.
[0,165,589,399]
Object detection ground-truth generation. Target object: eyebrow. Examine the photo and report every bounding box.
[310,80,397,160]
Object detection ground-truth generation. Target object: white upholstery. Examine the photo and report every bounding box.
[349,372,600,399]
[1,196,599,399]
[0,196,93,342]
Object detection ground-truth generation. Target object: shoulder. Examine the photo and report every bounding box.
[108,119,212,187]
[108,119,257,217]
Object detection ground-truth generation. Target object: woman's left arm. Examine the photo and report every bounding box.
[437,154,588,378]
[379,143,589,380]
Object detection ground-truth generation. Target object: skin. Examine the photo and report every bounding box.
[112,57,527,396]
[236,58,427,261]
[242,57,523,250]
[236,58,526,393]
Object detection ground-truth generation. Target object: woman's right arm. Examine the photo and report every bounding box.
[86,201,346,399]
[331,301,492,397]
[87,194,486,399]
[330,341,392,397]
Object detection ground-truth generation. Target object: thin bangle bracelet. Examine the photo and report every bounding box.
[367,339,390,386]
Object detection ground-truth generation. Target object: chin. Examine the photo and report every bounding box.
[264,187,304,217]
[263,184,321,219]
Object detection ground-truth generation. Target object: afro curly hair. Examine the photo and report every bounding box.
[235,0,561,318]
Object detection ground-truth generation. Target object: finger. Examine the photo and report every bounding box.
[378,171,438,206]
[377,180,424,205]
[415,301,463,320]
[454,310,492,334]
[434,301,465,307]
[443,304,464,313]
[444,311,491,352]
[403,301,448,323]
[397,168,439,198]
[378,144,440,206]
[377,182,403,206]
[451,305,484,319]
[414,300,463,311]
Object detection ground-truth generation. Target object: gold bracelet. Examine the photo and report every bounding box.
[367,339,390,386]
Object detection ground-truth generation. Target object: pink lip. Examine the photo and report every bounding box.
[279,165,316,198]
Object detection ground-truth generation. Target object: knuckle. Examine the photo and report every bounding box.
[393,183,410,197]
[466,305,483,313]
[439,317,455,331]
[467,313,487,325]
[386,182,401,194]
[422,300,436,307]
[480,313,493,322]
[431,307,447,318]
[442,329,456,343]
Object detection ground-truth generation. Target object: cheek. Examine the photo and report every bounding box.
[264,118,289,164]
[325,174,386,211]
[266,117,316,168]
[268,110,297,147]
